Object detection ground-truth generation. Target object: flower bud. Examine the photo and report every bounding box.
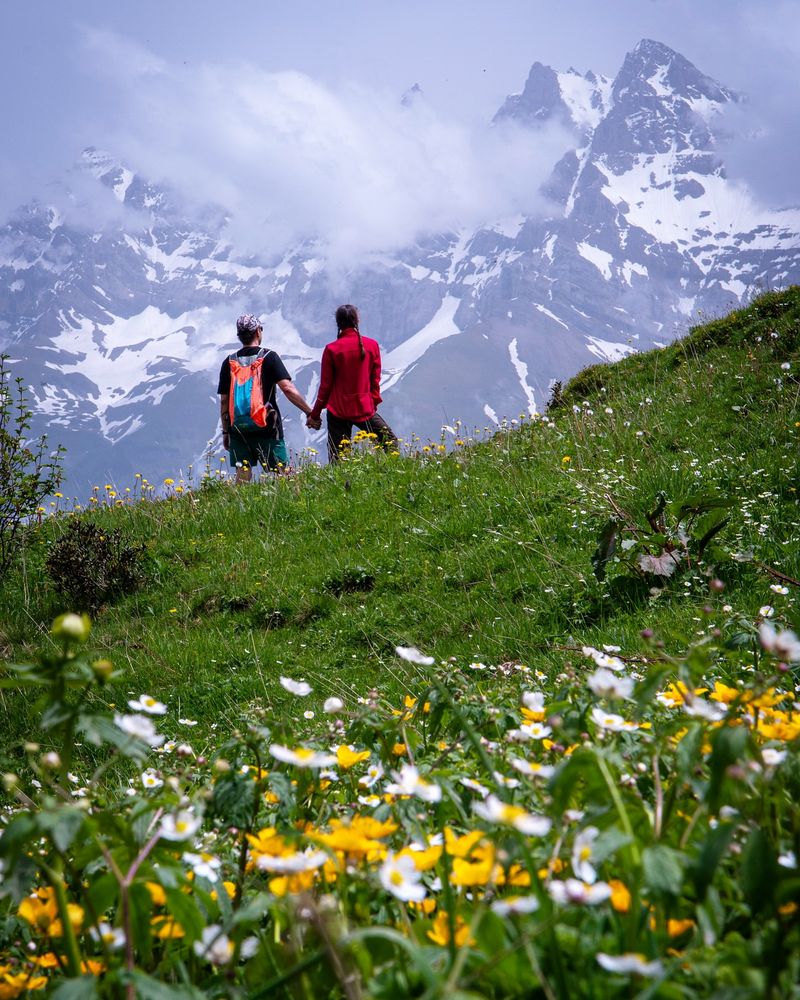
[52,613,91,642]
[709,578,725,592]
[24,742,40,754]
[41,752,62,770]
[92,659,114,682]
[3,773,19,792]
[214,759,231,773]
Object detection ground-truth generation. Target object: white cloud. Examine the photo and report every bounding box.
[78,30,574,265]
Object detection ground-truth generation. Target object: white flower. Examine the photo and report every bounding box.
[682,699,726,722]
[183,852,221,881]
[588,668,634,700]
[778,850,797,869]
[597,953,663,977]
[303,710,315,720]
[459,777,490,797]
[770,584,789,595]
[141,769,163,790]
[590,708,636,732]
[522,691,545,713]
[114,713,165,747]
[385,764,442,802]
[582,646,625,671]
[572,826,599,884]
[358,793,382,808]
[280,676,312,696]
[90,922,126,950]
[394,646,434,665]
[762,748,787,767]
[323,697,345,714]
[493,771,520,789]
[256,849,328,873]
[759,622,800,662]
[547,878,612,905]
[473,795,551,836]
[240,936,259,960]
[178,718,198,726]
[269,745,336,768]
[759,605,775,618]
[521,722,552,740]
[193,925,234,965]
[127,694,167,715]
[509,758,555,780]
[159,810,202,842]
[358,763,385,788]
[491,895,540,916]
[379,852,427,902]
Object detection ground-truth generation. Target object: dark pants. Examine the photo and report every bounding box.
[326,412,398,463]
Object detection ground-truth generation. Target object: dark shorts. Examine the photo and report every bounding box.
[229,429,289,471]
[326,411,398,463]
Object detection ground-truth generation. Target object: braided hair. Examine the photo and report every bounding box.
[335,303,365,360]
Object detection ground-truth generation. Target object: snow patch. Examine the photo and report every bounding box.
[507,338,537,415]
[585,336,637,363]
[382,295,461,391]
[577,242,614,279]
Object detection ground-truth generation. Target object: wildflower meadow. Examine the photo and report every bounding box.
[1,288,800,998]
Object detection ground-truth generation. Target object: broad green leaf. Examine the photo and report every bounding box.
[690,822,735,901]
[642,845,685,898]
[129,972,205,1000]
[51,977,100,999]
[742,828,778,915]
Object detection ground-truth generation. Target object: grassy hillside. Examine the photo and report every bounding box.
[2,287,800,759]
[2,288,800,998]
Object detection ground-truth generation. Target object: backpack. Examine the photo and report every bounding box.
[227,348,274,430]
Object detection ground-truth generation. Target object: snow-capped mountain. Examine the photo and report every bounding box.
[2,39,799,496]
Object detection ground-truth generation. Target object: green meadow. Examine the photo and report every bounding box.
[1,287,799,998]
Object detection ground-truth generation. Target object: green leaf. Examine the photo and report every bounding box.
[642,845,685,899]
[690,822,736,901]
[742,828,778,915]
[592,518,618,581]
[164,885,205,943]
[706,725,749,813]
[51,976,100,999]
[128,881,154,966]
[210,771,256,828]
[39,808,85,853]
[128,972,205,1000]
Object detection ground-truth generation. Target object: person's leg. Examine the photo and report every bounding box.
[229,429,255,484]
[362,412,399,453]
[257,438,290,474]
[326,414,353,463]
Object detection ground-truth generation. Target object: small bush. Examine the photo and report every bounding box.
[46,519,145,611]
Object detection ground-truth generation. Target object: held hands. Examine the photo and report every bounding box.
[306,415,322,430]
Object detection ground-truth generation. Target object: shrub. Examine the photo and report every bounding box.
[0,353,64,580]
[46,519,145,611]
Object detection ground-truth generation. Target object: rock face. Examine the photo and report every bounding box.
[2,39,799,495]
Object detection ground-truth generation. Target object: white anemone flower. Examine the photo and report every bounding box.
[183,852,221,881]
[178,718,198,726]
[379,852,427,902]
[323,697,345,714]
[127,694,167,715]
[159,810,202,842]
[491,896,540,916]
[114,713,165,747]
[547,878,612,905]
[509,758,555,780]
[459,777,490,797]
[193,925,234,965]
[89,922,126,950]
[394,646,434,665]
[280,676,312,696]
[269,745,336,768]
[582,646,625,671]
[762,748,787,767]
[572,826,599,883]
[256,849,328,873]
[759,622,800,662]
[590,708,634,732]
[522,691,545,713]
[597,953,664,977]
[473,795,551,836]
[385,764,442,802]
[588,669,634,700]
[682,699,726,722]
[141,769,163,790]
[778,850,797,869]
[358,763,385,788]
[759,605,775,618]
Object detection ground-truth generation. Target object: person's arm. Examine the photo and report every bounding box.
[309,346,334,421]
[370,344,383,406]
[278,378,314,417]
[219,394,231,451]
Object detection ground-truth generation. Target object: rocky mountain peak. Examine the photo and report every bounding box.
[492,61,566,127]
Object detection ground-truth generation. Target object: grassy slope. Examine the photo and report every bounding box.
[2,287,800,762]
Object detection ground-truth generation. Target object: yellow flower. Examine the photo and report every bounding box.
[163,478,175,486]
[444,828,485,858]
[17,887,83,937]
[152,916,185,939]
[409,897,437,915]
[667,918,695,938]
[391,742,408,757]
[335,745,371,770]
[145,881,167,906]
[450,844,502,887]
[269,870,316,897]
[398,845,443,872]
[561,456,571,464]
[608,879,631,913]
[427,912,475,947]
[0,972,48,996]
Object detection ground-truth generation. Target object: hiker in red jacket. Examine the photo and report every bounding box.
[307,304,398,463]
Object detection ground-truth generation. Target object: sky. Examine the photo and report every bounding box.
[1,0,798,260]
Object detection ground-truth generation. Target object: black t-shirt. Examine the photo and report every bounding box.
[217,346,291,440]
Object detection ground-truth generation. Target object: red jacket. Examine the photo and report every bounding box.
[310,328,383,422]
